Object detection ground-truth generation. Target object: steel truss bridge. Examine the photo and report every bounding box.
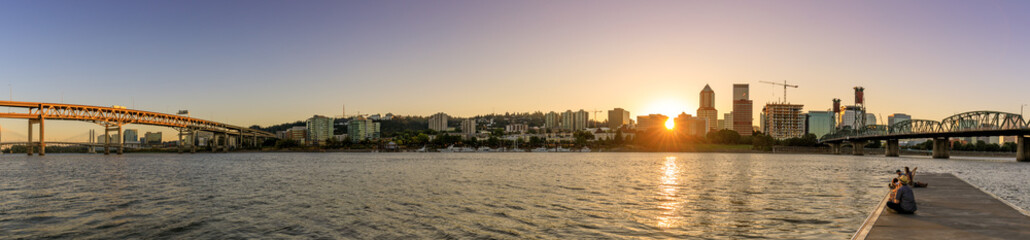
[0,101,276,155]
[819,111,1030,161]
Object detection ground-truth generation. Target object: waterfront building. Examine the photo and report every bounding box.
[545,111,560,129]
[348,116,381,142]
[636,114,669,131]
[559,110,589,131]
[865,113,878,126]
[461,118,476,137]
[123,129,138,143]
[674,113,707,137]
[697,84,718,133]
[144,132,162,144]
[838,106,866,129]
[574,109,589,130]
[806,111,835,138]
[286,126,307,144]
[561,110,574,130]
[762,103,805,140]
[505,123,528,133]
[306,115,334,144]
[97,134,120,144]
[888,113,911,126]
[732,84,753,136]
[722,112,734,130]
[607,108,630,129]
[429,112,449,131]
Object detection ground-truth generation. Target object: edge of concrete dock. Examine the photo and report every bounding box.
[853,173,1030,240]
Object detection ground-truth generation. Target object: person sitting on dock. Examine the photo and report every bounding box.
[890,170,904,188]
[886,179,917,214]
[905,167,928,188]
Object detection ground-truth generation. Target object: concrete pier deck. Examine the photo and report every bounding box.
[853,173,1030,239]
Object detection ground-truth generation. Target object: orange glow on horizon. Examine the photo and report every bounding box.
[665,118,675,130]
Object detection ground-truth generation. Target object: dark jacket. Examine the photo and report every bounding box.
[895,185,917,212]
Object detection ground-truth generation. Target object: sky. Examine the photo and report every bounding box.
[1,0,1029,141]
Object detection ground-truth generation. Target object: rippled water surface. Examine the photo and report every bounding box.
[2,153,1029,239]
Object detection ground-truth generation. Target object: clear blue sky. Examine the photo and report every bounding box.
[1,0,1029,141]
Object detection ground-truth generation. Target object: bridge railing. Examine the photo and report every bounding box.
[821,111,1028,142]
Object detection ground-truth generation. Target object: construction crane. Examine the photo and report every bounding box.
[592,109,603,128]
[760,80,799,103]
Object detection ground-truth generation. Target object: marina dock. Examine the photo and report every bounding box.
[853,173,1030,239]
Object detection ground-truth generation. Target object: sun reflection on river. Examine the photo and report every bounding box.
[656,156,682,229]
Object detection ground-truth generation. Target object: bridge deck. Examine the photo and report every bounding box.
[856,173,1030,239]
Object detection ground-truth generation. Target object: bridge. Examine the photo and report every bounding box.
[820,111,1030,161]
[0,101,276,155]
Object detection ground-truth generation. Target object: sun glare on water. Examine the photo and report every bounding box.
[665,118,675,130]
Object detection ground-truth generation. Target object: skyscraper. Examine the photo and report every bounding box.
[607,108,630,130]
[545,111,560,129]
[306,115,334,144]
[888,113,911,126]
[762,103,805,140]
[574,109,589,130]
[123,129,138,143]
[697,84,718,134]
[428,112,449,131]
[348,116,381,142]
[732,84,753,136]
[806,111,835,138]
[461,118,476,137]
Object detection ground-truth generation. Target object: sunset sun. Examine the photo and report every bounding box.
[665,118,675,130]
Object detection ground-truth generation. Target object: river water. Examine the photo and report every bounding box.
[1,153,1028,239]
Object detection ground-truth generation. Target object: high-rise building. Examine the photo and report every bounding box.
[559,110,589,130]
[545,111,560,129]
[732,84,753,136]
[561,110,574,130]
[348,116,381,142]
[806,111,835,138]
[123,129,138,143]
[762,103,806,140]
[461,118,476,137]
[607,108,630,129]
[722,112,734,130]
[887,113,911,126]
[838,106,866,130]
[428,112,449,131]
[306,115,334,144]
[144,132,162,144]
[636,114,669,131]
[865,113,878,126]
[697,84,718,134]
[574,109,589,130]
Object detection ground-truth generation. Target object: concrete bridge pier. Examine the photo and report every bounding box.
[828,143,841,154]
[1018,136,1029,162]
[191,131,197,153]
[117,125,123,155]
[932,137,950,159]
[177,130,184,154]
[104,127,110,155]
[38,118,45,156]
[27,119,34,156]
[851,141,866,156]
[223,133,229,153]
[885,139,899,157]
